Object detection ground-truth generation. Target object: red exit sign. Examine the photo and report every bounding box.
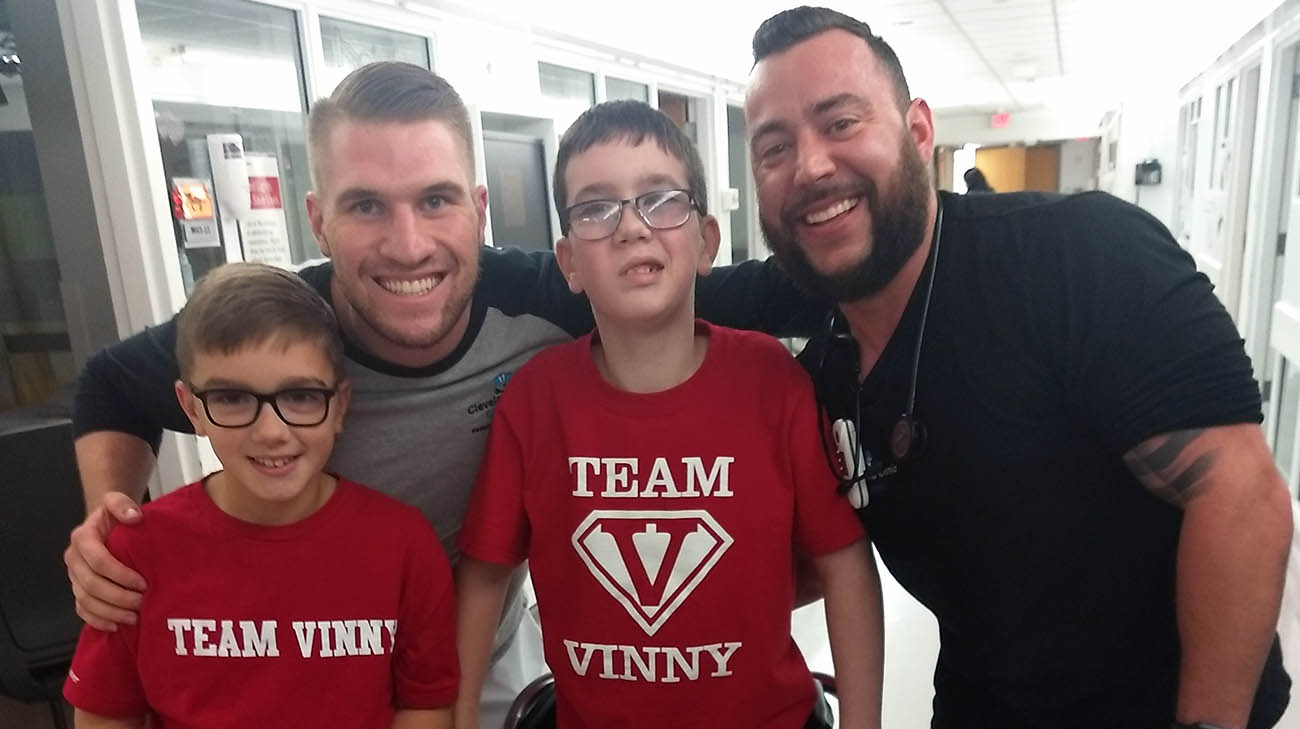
[991,112,1011,129]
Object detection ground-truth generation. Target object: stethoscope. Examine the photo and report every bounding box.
[814,201,943,509]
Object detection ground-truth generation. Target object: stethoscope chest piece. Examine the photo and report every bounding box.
[890,414,926,463]
[820,201,943,507]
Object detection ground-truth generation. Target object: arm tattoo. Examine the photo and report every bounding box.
[1122,428,1221,507]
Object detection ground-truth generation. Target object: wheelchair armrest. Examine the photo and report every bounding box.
[812,671,837,696]
[503,672,556,729]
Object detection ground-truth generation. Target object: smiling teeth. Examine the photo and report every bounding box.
[253,456,295,469]
[804,198,859,224]
[379,276,440,295]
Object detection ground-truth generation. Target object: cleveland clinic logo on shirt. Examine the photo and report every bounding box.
[466,371,514,424]
[493,371,513,393]
[560,455,743,684]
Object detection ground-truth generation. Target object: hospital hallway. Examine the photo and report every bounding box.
[5,0,1300,726]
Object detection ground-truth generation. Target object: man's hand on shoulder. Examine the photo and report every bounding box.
[65,491,147,631]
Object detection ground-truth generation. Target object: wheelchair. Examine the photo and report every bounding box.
[502,671,839,729]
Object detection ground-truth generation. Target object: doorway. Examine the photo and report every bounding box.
[480,112,558,252]
[972,144,1061,193]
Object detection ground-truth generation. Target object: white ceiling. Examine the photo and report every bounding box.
[445,0,1287,118]
[141,0,1289,121]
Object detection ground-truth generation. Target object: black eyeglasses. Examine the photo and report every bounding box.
[812,331,868,495]
[189,385,338,428]
[562,189,699,240]
[809,323,899,507]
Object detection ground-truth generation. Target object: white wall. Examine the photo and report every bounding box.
[933,106,1101,147]
[436,17,544,117]
[1058,139,1097,193]
[1100,89,1181,229]
[952,144,978,192]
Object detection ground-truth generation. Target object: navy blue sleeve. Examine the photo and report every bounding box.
[478,245,830,339]
[696,257,830,337]
[72,319,193,451]
[71,263,340,449]
[477,246,595,337]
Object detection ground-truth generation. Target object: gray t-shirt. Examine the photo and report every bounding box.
[329,308,572,650]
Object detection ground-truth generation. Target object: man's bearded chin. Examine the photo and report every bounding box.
[761,142,931,304]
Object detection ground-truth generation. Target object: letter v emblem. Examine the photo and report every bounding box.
[571,510,732,636]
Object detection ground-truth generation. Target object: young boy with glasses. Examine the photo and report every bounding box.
[455,101,884,729]
[63,263,458,729]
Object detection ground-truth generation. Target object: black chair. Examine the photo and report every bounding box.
[502,671,839,729]
[0,417,85,729]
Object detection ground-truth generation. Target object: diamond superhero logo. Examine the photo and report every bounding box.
[571,510,732,636]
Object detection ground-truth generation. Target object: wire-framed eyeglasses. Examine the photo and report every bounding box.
[562,188,699,240]
[809,323,900,509]
[189,385,339,428]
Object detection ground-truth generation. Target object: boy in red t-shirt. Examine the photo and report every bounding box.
[63,263,458,729]
[455,101,883,729]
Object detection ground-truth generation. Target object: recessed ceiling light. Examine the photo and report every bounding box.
[1011,61,1039,80]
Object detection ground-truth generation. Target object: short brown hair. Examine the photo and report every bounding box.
[553,100,708,236]
[176,263,343,381]
[307,61,475,191]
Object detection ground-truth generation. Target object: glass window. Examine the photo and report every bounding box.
[539,62,594,132]
[727,104,752,262]
[1176,97,1201,242]
[0,1,75,411]
[606,76,648,103]
[1274,355,1300,481]
[137,0,312,288]
[318,16,430,98]
[658,90,700,145]
[1210,79,1236,191]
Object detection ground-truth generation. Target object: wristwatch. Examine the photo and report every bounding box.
[1170,722,1232,729]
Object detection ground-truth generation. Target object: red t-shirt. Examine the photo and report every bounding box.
[63,478,458,728]
[459,322,864,729]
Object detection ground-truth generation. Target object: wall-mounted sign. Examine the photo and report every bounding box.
[239,153,293,268]
[170,177,219,249]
